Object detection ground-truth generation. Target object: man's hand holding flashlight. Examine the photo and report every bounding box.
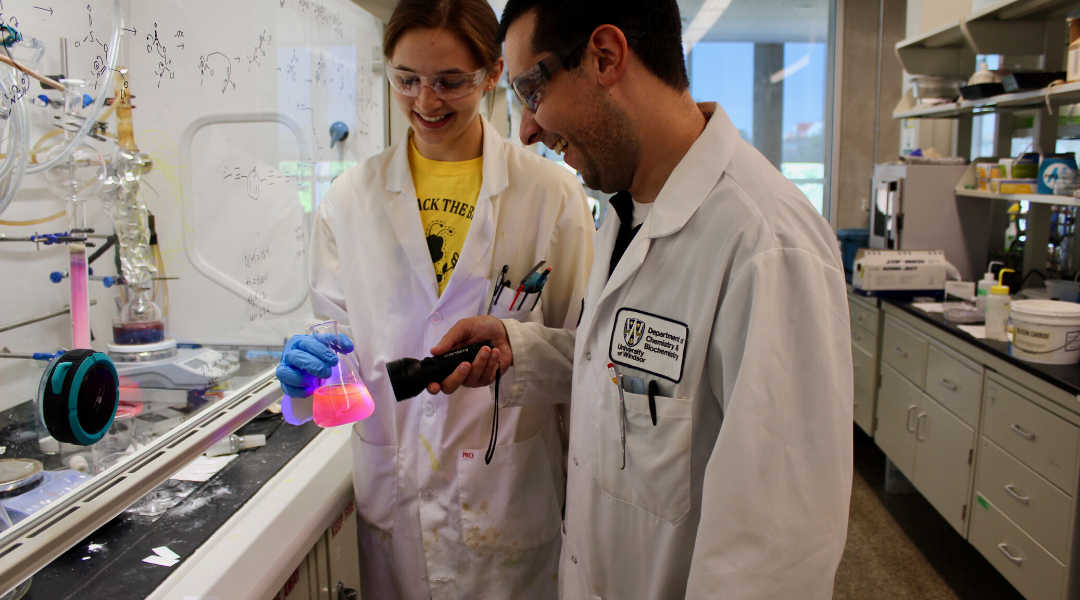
[427,316,512,395]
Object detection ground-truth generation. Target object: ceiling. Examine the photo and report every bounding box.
[351,0,829,46]
[678,0,830,45]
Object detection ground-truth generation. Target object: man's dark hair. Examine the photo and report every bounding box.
[498,0,689,91]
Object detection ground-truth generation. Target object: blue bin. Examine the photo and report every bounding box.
[837,228,870,274]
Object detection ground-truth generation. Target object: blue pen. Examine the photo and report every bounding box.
[529,268,552,310]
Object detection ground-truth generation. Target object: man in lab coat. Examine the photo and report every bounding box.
[430,0,854,597]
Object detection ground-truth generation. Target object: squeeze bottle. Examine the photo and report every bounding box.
[976,261,1004,314]
[985,268,1015,342]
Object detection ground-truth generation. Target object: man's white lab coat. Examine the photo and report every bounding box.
[502,103,853,599]
[308,116,594,600]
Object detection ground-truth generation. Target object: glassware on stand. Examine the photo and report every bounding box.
[40,79,106,350]
[104,68,161,346]
[309,321,375,427]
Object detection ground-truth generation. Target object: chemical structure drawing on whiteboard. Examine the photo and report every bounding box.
[146,23,184,88]
[198,51,235,94]
[247,29,271,69]
[279,49,299,82]
[219,163,296,201]
[295,0,344,40]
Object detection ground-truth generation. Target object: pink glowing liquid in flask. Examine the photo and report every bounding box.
[309,321,375,427]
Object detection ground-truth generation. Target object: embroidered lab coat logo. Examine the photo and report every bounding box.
[624,318,645,347]
[610,308,689,382]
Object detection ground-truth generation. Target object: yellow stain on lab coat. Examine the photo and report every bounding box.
[419,433,440,472]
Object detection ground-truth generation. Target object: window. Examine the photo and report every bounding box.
[688,0,833,215]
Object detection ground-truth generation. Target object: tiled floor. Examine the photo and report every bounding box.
[833,429,1026,600]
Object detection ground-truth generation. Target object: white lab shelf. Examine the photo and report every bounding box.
[895,0,1080,78]
[953,159,1080,205]
[956,188,1080,206]
[894,82,1080,120]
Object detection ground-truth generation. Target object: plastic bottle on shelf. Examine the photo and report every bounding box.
[985,268,1015,342]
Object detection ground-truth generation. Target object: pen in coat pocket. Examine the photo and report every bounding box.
[487,265,510,315]
[609,363,626,470]
[647,379,658,426]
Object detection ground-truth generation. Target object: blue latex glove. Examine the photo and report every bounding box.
[276,333,354,398]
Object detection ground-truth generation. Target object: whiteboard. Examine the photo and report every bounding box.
[0,0,385,351]
[131,0,386,344]
[0,0,385,409]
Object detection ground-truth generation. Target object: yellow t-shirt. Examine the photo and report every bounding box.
[409,137,484,295]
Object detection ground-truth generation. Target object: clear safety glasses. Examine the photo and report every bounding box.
[385,66,488,100]
[510,29,643,112]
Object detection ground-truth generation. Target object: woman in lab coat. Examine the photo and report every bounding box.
[275,0,593,598]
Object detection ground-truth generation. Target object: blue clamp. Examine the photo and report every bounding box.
[37,94,50,106]
[329,122,349,148]
[33,351,64,362]
[0,24,22,48]
[82,94,93,108]
[49,271,63,283]
[101,276,114,288]
[31,232,66,246]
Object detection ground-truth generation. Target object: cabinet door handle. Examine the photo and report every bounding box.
[906,406,918,433]
[938,378,958,392]
[851,331,862,341]
[1004,484,1031,505]
[892,346,908,358]
[998,543,1024,565]
[854,312,864,321]
[1010,424,1036,441]
[916,413,928,441]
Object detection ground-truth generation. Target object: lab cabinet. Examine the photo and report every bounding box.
[875,361,976,534]
[982,379,1080,494]
[914,395,976,534]
[969,373,1080,600]
[876,310,989,533]
[273,498,361,600]
[925,344,983,427]
[969,496,1067,600]
[849,292,883,436]
[874,364,922,480]
[851,343,877,435]
[881,316,929,388]
[875,314,984,536]
[874,301,1080,600]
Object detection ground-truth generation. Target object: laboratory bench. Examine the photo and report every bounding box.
[0,365,360,600]
[849,290,1080,600]
[25,414,319,600]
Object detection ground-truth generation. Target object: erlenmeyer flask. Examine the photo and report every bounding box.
[310,321,375,427]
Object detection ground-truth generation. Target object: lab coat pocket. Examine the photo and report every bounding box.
[594,386,693,524]
[351,426,399,535]
[458,433,561,554]
[489,286,538,322]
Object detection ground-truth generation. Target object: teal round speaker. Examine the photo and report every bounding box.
[38,350,120,446]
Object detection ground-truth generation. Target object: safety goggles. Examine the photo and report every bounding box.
[510,29,643,112]
[385,66,488,100]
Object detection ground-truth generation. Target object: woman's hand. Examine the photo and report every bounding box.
[427,316,512,395]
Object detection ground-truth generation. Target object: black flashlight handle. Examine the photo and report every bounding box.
[389,340,493,401]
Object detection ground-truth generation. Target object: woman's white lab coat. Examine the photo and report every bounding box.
[502,103,853,599]
[307,116,593,600]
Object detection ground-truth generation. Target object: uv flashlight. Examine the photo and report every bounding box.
[386,341,494,401]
